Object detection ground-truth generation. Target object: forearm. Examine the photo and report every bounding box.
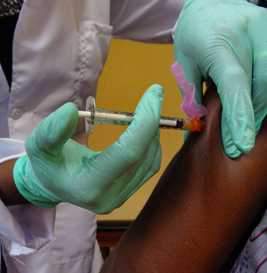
[0,159,28,206]
[110,0,261,43]
[111,0,183,43]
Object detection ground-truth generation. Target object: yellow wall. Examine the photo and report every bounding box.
[89,39,184,220]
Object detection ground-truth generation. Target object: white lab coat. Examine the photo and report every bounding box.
[0,0,182,272]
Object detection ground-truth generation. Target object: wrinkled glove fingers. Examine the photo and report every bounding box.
[116,132,161,206]
[96,133,161,213]
[209,46,255,157]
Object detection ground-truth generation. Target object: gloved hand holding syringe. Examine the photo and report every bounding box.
[78,96,204,132]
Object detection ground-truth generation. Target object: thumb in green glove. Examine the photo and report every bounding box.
[14,84,163,214]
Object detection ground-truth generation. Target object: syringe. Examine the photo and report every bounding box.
[78,97,204,132]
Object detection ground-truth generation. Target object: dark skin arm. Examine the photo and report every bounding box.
[0,130,87,206]
[0,159,28,205]
[100,84,267,273]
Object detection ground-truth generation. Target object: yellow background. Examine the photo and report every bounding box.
[89,39,184,220]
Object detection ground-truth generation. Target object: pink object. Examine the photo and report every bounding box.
[171,62,208,118]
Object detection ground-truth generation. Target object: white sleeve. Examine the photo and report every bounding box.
[0,138,55,256]
[0,138,26,163]
[111,0,183,43]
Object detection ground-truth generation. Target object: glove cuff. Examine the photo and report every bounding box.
[13,155,60,208]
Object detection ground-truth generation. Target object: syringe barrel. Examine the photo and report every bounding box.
[93,110,133,126]
[94,111,186,129]
[80,96,204,132]
[81,109,190,130]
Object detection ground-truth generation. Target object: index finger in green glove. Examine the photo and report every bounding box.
[84,84,163,182]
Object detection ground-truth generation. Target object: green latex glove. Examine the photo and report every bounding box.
[14,85,163,214]
[173,0,267,158]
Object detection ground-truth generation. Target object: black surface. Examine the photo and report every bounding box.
[0,15,19,88]
[259,0,267,7]
[1,252,7,273]
[97,221,132,232]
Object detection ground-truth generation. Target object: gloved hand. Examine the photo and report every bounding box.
[173,0,267,158]
[14,84,163,214]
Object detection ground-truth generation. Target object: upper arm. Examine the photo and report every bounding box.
[100,83,267,273]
